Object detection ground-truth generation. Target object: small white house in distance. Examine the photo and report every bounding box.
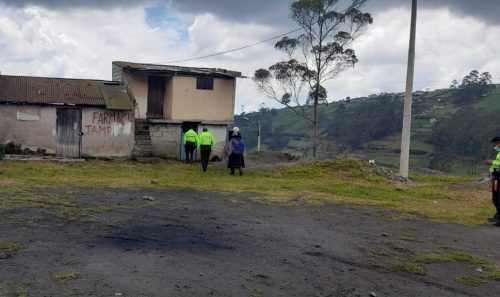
[0,75,135,158]
[112,61,243,160]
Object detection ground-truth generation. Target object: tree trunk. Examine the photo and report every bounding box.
[313,104,318,160]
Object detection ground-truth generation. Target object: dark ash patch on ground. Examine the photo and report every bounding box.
[1,188,500,296]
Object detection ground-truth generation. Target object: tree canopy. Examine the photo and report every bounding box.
[253,0,372,159]
[450,70,494,103]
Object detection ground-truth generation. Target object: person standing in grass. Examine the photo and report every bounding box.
[183,127,198,164]
[199,128,216,172]
[485,136,500,225]
[226,127,245,176]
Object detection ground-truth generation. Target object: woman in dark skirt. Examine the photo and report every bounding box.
[226,127,245,176]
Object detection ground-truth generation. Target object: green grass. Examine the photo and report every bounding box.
[0,186,143,220]
[395,262,427,275]
[455,276,485,286]
[416,251,492,267]
[367,246,500,285]
[429,105,458,117]
[0,159,491,225]
[13,290,30,297]
[0,282,31,297]
[415,251,500,284]
[472,88,500,111]
[0,242,26,252]
[50,272,80,281]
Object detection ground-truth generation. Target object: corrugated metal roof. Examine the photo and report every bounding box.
[0,75,134,110]
[113,61,244,78]
[100,84,134,110]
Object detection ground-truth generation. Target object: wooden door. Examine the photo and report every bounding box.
[56,108,82,158]
[147,76,165,118]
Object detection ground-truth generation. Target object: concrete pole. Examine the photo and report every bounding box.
[399,0,417,178]
[257,121,261,151]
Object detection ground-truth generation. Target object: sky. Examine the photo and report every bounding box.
[0,0,498,113]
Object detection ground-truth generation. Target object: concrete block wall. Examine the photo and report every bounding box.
[112,64,123,82]
[148,123,228,159]
[199,124,227,159]
[149,123,182,158]
[0,105,57,154]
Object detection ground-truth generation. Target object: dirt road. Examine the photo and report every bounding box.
[1,188,499,297]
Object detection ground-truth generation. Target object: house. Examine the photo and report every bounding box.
[112,61,243,160]
[0,75,135,158]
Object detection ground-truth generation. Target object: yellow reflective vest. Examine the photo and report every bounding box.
[490,151,500,173]
[199,131,216,148]
[184,129,198,145]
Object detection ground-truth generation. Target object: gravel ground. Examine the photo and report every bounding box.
[1,188,500,297]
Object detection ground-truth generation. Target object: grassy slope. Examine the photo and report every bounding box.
[0,160,492,226]
[376,88,500,168]
[472,88,500,111]
[244,88,500,169]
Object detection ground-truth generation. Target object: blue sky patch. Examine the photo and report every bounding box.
[145,4,190,43]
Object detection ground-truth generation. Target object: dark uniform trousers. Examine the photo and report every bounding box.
[185,141,196,164]
[493,171,500,215]
[200,145,212,172]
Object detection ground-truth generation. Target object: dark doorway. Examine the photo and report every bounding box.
[180,122,200,161]
[56,108,82,158]
[182,122,199,134]
[147,76,165,118]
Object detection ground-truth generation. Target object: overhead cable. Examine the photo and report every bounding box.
[160,27,304,64]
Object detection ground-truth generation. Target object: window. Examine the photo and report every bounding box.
[196,77,214,90]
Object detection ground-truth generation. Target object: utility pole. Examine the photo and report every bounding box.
[257,121,261,151]
[399,0,417,178]
[243,116,262,151]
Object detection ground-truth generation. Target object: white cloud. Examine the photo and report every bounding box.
[181,13,285,112]
[0,4,183,79]
[0,3,499,115]
[189,7,500,112]
[329,7,500,100]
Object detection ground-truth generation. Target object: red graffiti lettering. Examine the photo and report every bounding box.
[84,125,92,135]
[92,112,99,124]
[91,125,98,136]
[84,111,134,138]
[98,126,107,136]
[104,113,110,125]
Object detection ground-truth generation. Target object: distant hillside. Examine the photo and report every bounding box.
[235,86,500,174]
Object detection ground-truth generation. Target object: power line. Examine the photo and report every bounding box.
[159,3,363,65]
[160,26,304,64]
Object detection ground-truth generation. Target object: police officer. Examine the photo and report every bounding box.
[199,127,216,172]
[484,136,500,225]
[183,127,198,164]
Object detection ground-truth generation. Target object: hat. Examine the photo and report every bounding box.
[491,137,500,143]
[233,127,240,132]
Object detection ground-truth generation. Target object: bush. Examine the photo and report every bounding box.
[0,146,5,160]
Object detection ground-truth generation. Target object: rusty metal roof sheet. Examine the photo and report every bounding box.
[113,61,244,78]
[0,75,134,110]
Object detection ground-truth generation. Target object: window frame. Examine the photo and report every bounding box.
[196,76,214,90]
